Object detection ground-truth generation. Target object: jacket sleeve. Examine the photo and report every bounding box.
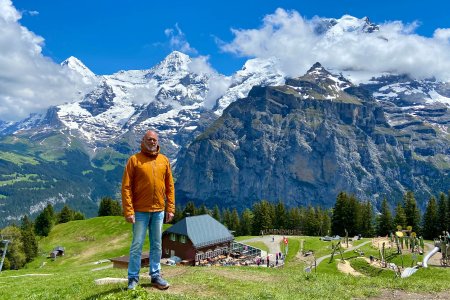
[121,157,135,217]
[165,159,175,214]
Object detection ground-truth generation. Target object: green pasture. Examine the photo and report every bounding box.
[1,217,449,299]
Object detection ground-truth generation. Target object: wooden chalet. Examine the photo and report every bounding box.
[162,214,234,265]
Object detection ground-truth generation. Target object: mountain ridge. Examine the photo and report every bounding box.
[0,15,449,226]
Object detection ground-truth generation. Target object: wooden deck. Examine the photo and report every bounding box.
[110,254,149,269]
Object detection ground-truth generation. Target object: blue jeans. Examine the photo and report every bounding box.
[128,211,164,280]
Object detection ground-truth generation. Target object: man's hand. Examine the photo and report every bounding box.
[125,215,135,224]
[165,212,174,223]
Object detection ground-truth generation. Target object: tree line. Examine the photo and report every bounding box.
[174,190,450,240]
[2,191,449,271]
[172,200,333,237]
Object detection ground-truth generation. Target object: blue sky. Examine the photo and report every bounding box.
[2,0,450,121]
[11,0,450,75]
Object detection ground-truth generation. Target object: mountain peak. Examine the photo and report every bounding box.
[305,62,330,77]
[319,15,379,37]
[61,56,96,79]
[285,63,354,101]
[160,51,191,69]
[147,51,192,80]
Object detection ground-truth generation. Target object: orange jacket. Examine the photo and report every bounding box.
[121,147,175,217]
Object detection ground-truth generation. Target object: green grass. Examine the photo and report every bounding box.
[1,219,449,300]
[243,241,269,252]
[0,173,45,186]
[0,151,39,166]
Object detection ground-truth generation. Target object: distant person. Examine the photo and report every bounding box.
[122,130,175,290]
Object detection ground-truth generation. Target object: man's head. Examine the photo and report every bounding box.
[142,130,159,153]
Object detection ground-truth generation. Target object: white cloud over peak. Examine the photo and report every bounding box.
[188,56,231,109]
[164,23,198,55]
[0,0,88,121]
[221,8,450,81]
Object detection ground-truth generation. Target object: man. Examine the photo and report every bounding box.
[122,130,175,290]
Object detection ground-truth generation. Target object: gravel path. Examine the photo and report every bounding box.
[239,235,284,256]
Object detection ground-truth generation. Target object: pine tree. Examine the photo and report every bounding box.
[20,216,38,263]
[324,209,332,236]
[239,209,253,236]
[72,211,85,220]
[359,201,374,237]
[252,200,273,235]
[403,191,421,234]
[212,205,221,221]
[422,196,439,239]
[274,201,286,229]
[230,208,240,234]
[376,198,393,236]
[286,207,302,230]
[331,192,347,236]
[393,203,407,228]
[222,208,231,228]
[98,197,122,217]
[45,204,55,223]
[183,201,196,217]
[197,204,208,215]
[34,205,54,237]
[346,194,359,236]
[58,205,73,224]
[437,192,448,233]
[304,206,318,236]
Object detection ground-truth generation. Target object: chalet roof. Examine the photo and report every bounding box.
[164,214,233,248]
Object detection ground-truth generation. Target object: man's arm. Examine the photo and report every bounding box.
[164,159,175,216]
[122,157,135,221]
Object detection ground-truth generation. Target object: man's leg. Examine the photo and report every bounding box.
[148,211,169,289]
[128,212,150,286]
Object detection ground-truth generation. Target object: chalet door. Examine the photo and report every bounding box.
[170,250,175,257]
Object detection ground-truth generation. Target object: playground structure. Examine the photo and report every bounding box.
[423,231,450,268]
[323,225,447,278]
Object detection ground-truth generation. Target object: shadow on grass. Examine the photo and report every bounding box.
[83,284,158,300]
[83,287,125,300]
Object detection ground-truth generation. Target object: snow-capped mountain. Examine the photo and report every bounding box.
[313,15,379,36]
[61,56,98,85]
[0,50,286,161]
[214,57,285,115]
[360,75,450,136]
[0,15,449,227]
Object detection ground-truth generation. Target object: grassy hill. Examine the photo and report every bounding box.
[1,217,450,299]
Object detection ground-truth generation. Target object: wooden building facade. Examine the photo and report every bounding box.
[162,214,233,265]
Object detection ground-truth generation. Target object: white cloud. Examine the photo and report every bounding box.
[221,8,450,81]
[434,28,450,42]
[27,10,39,16]
[188,56,231,109]
[164,23,198,55]
[0,0,87,121]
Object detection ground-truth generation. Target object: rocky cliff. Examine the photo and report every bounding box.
[175,64,450,209]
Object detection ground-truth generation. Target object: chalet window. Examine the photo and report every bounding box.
[170,233,176,241]
[165,248,169,255]
[180,235,186,243]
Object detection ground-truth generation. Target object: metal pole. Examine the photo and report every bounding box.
[0,240,10,272]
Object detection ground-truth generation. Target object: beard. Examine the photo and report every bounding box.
[144,141,157,152]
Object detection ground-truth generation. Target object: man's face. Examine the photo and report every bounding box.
[143,131,158,151]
